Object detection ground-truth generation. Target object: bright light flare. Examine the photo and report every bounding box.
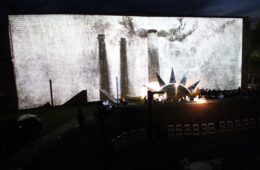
[141,86,147,98]
[175,83,179,96]
[147,82,161,91]
[194,96,207,104]
[141,82,161,99]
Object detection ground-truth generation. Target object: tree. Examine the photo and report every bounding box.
[250,22,260,62]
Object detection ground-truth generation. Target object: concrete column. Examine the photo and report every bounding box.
[120,38,128,99]
[147,29,160,83]
[98,34,110,99]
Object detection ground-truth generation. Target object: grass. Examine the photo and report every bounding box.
[249,61,260,81]
[0,103,98,139]
[22,98,260,170]
[19,106,78,135]
[19,104,97,135]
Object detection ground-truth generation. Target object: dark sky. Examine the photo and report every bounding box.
[1,0,260,27]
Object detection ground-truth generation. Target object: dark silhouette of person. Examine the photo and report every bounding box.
[77,108,85,127]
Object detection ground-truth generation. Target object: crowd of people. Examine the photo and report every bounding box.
[200,85,260,99]
[148,85,260,104]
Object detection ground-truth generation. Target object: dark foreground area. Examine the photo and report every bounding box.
[1,98,260,170]
[6,124,260,170]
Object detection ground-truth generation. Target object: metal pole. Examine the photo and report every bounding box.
[147,90,164,140]
[49,79,54,106]
[97,102,107,170]
[116,77,119,107]
[147,90,153,140]
[147,90,153,166]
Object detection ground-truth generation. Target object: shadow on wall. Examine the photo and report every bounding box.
[63,90,88,106]
[0,25,18,111]
[37,90,89,108]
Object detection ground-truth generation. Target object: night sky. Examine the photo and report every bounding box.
[1,0,260,27]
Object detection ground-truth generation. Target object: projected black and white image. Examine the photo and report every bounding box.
[8,15,243,109]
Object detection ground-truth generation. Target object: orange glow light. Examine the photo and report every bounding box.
[194,96,207,104]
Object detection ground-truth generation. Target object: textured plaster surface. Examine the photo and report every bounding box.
[9,15,243,109]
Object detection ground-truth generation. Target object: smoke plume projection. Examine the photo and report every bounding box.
[9,15,243,109]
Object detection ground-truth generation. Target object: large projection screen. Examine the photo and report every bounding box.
[9,15,243,109]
